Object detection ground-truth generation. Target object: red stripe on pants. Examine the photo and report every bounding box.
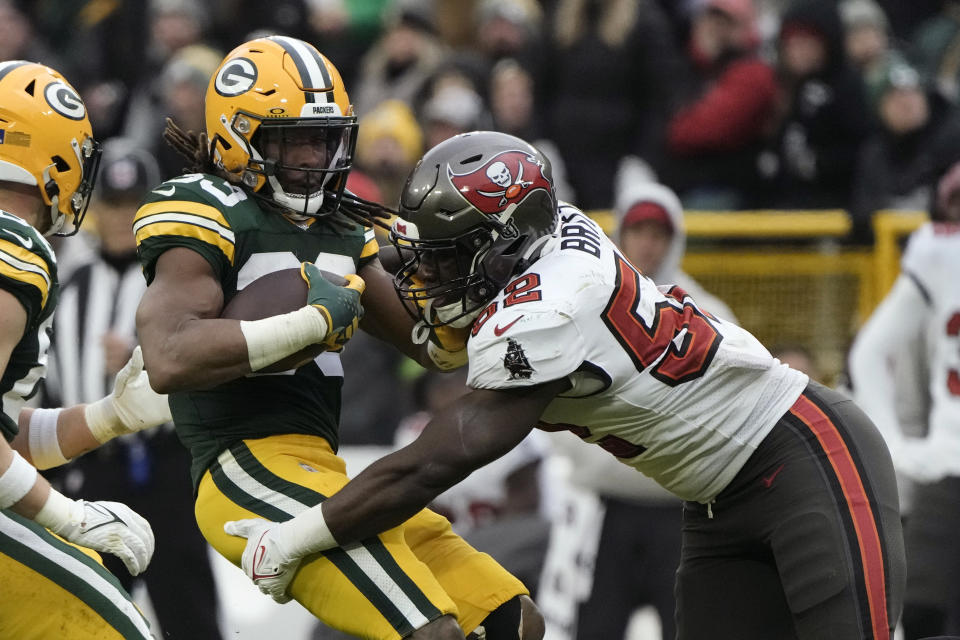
[789,394,889,640]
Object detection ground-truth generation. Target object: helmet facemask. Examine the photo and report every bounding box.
[47,135,102,236]
[388,130,561,331]
[224,112,357,219]
[391,224,499,329]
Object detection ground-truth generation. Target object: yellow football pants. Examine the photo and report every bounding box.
[0,510,153,639]
[196,434,527,640]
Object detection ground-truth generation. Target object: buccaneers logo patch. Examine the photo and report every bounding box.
[448,151,552,216]
[504,338,534,380]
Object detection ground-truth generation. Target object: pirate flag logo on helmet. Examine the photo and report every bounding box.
[448,150,552,216]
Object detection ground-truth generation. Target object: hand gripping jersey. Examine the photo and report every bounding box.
[134,173,379,486]
[467,205,808,502]
[0,210,57,441]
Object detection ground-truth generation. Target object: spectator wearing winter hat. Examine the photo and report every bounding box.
[421,84,490,150]
[761,0,871,211]
[841,0,897,110]
[850,58,960,241]
[910,0,960,103]
[662,0,778,209]
[352,0,447,117]
[355,99,425,207]
[615,181,737,322]
[122,44,223,180]
[474,0,543,69]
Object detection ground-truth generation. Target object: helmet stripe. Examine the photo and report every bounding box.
[0,60,30,83]
[269,36,332,104]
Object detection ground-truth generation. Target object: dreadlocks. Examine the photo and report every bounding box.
[162,118,397,232]
[163,118,215,175]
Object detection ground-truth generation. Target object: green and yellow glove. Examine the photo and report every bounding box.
[300,262,365,351]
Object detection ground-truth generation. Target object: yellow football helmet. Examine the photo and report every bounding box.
[0,61,101,235]
[206,36,357,217]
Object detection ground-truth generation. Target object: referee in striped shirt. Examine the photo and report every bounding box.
[43,138,223,640]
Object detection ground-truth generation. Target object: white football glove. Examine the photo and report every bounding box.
[224,518,302,604]
[53,500,156,576]
[85,346,172,443]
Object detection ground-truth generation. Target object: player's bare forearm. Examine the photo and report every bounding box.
[357,259,430,364]
[14,406,97,463]
[136,248,251,392]
[322,381,568,543]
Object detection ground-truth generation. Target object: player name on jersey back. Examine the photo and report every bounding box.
[467,205,809,503]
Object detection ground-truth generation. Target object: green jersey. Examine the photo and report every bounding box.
[134,173,378,487]
[0,210,58,441]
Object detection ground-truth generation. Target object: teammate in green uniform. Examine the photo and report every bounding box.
[0,61,174,639]
[134,36,541,640]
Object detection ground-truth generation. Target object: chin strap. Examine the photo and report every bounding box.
[411,319,431,345]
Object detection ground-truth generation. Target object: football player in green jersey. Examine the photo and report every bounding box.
[134,36,541,640]
[0,61,175,639]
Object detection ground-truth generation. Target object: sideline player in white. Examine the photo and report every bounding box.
[0,61,172,639]
[227,132,906,639]
[849,163,960,638]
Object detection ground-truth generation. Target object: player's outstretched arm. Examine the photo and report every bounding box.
[225,378,568,602]
[13,346,172,469]
[0,293,154,575]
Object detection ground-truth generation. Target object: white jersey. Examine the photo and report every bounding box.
[467,205,808,502]
[901,223,960,439]
[851,222,960,482]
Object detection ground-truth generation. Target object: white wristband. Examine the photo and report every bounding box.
[33,488,83,534]
[240,306,328,372]
[28,408,69,469]
[0,450,38,509]
[276,503,339,557]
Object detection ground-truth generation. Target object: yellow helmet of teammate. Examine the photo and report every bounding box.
[0,61,101,235]
[206,36,357,217]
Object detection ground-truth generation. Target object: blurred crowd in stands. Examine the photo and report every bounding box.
[10,0,960,637]
[10,0,960,240]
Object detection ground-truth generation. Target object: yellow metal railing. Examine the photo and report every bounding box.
[871,210,929,301]
[587,209,852,238]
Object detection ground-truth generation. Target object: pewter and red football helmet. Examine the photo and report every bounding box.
[389,131,558,327]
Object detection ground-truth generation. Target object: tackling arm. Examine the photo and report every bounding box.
[358,258,469,370]
[323,379,569,541]
[224,378,568,602]
[0,290,154,575]
[13,346,172,468]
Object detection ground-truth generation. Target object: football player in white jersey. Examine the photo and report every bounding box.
[227,131,906,639]
[849,163,960,638]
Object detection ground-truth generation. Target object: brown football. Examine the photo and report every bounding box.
[221,267,349,373]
